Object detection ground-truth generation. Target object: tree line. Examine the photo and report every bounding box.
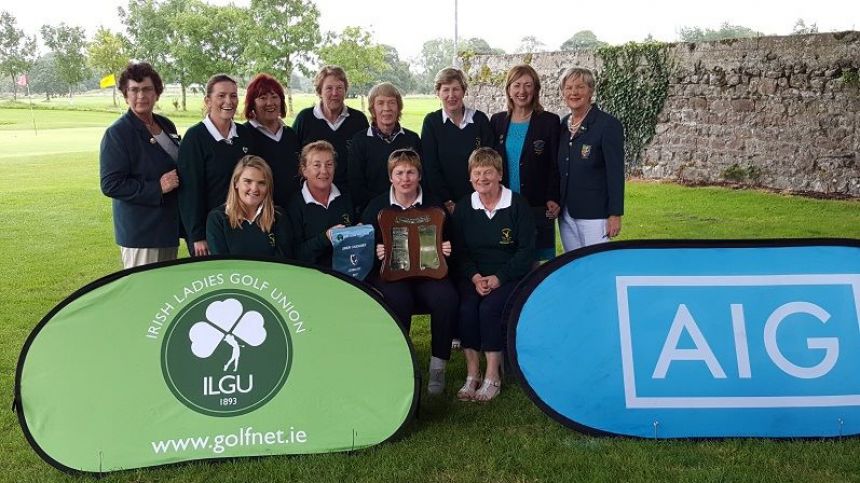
[0,1,821,108]
[0,0,621,106]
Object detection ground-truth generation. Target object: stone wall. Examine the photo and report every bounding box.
[463,32,860,197]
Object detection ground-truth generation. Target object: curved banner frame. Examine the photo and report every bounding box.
[15,256,419,473]
[506,239,860,439]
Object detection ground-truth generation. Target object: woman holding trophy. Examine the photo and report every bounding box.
[361,149,456,397]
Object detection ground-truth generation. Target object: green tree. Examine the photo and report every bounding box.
[40,23,90,98]
[560,30,607,51]
[678,22,763,42]
[244,0,321,115]
[119,0,170,67]
[200,3,250,75]
[87,27,130,106]
[28,54,66,100]
[462,38,504,55]
[368,44,415,94]
[419,38,455,92]
[516,35,546,54]
[318,26,387,109]
[122,0,250,111]
[164,0,226,111]
[418,37,504,93]
[0,11,37,100]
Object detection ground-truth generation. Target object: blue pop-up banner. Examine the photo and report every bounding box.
[507,239,860,439]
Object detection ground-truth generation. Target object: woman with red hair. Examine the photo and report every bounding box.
[244,73,300,209]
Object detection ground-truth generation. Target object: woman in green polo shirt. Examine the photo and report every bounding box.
[287,140,355,267]
[451,148,536,402]
[178,74,255,257]
[206,155,292,258]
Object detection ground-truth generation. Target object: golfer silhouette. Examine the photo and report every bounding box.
[223,334,241,372]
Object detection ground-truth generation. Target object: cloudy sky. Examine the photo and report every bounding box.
[6,0,858,63]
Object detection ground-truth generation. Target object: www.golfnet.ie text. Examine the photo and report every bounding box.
[151,426,308,455]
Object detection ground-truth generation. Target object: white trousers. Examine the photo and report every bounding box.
[121,246,178,269]
[559,208,607,252]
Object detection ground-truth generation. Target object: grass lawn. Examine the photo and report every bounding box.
[0,90,440,132]
[1,101,859,482]
[0,92,438,160]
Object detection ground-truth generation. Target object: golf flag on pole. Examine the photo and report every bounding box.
[16,74,28,86]
[99,74,116,89]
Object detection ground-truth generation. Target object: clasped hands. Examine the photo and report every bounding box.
[471,273,500,296]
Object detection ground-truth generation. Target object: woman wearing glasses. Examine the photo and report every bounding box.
[100,62,182,268]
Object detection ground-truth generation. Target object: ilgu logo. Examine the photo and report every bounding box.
[162,290,292,417]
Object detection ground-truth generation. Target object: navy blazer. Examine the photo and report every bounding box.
[100,110,182,248]
[490,110,561,208]
[558,106,625,219]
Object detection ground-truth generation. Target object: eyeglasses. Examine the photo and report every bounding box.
[128,86,156,96]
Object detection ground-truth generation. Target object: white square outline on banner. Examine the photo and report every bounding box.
[615,274,860,409]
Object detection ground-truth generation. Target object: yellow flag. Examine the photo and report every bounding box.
[99,74,116,89]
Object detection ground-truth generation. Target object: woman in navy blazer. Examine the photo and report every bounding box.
[490,64,561,261]
[100,62,182,269]
[557,67,625,252]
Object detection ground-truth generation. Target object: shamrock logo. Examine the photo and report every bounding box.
[189,298,267,372]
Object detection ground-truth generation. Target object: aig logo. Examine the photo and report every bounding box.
[616,274,860,409]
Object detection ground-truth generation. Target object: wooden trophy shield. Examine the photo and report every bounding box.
[378,206,448,281]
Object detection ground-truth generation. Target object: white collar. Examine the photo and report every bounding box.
[471,186,512,219]
[313,102,350,131]
[203,115,238,143]
[389,185,423,210]
[301,181,341,208]
[249,118,283,142]
[366,125,404,139]
[227,203,264,224]
[441,107,476,129]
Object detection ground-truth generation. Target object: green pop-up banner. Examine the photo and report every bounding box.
[15,257,418,473]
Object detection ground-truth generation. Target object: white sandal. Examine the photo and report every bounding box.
[474,378,501,402]
[457,375,482,401]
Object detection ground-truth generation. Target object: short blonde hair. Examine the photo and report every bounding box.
[387,149,422,177]
[559,67,596,92]
[467,147,503,177]
[300,140,337,171]
[434,67,468,93]
[314,65,349,95]
[368,82,403,125]
[225,155,275,232]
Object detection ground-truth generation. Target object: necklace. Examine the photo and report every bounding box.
[567,105,592,134]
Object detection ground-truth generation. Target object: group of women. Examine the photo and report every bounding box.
[100,60,625,403]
